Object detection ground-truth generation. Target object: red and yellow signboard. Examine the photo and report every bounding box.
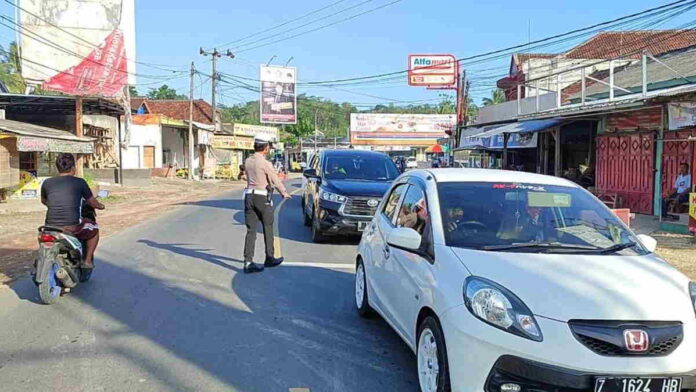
[212,135,254,150]
[689,193,696,235]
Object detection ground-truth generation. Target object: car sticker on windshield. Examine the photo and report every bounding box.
[493,183,547,192]
[528,192,571,208]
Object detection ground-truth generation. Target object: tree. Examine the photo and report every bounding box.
[0,42,26,93]
[128,85,139,97]
[147,84,187,100]
[482,88,505,106]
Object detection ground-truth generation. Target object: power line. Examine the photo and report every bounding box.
[211,0,350,49]
[235,0,404,53]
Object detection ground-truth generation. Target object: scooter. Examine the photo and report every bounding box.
[33,190,108,305]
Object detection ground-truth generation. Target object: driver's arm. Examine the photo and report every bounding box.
[87,197,105,210]
[81,180,105,210]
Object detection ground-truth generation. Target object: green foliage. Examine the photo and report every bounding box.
[147,84,187,100]
[128,85,139,97]
[482,88,506,106]
[82,173,97,189]
[0,42,26,93]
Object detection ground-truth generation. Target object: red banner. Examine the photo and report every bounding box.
[42,29,127,97]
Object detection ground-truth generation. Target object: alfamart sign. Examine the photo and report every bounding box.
[408,54,457,87]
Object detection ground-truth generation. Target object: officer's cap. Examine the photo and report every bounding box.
[254,135,273,150]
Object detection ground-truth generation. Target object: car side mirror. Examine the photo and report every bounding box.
[303,168,317,178]
[636,234,657,253]
[387,227,422,251]
[97,190,109,198]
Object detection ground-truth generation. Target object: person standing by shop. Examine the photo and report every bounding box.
[243,137,291,273]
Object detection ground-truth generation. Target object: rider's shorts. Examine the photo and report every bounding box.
[64,218,99,241]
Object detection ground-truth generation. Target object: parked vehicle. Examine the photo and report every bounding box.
[33,190,108,305]
[355,168,696,392]
[406,157,418,169]
[302,149,400,242]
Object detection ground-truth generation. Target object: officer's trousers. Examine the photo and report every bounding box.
[244,193,274,262]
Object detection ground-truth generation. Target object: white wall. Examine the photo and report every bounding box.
[121,123,162,169]
[162,126,186,169]
[522,58,635,96]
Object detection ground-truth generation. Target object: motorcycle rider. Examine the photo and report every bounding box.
[40,153,105,270]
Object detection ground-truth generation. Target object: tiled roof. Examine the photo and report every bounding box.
[134,99,214,124]
[130,97,146,111]
[564,30,696,59]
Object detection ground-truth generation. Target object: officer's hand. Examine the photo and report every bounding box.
[283,193,292,199]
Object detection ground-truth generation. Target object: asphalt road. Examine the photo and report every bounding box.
[0,178,418,392]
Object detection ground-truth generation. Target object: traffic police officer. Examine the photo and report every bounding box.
[243,136,291,273]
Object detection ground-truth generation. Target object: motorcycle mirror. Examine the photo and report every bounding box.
[97,190,109,198]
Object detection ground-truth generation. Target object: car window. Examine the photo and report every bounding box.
[382,184,407,223]
[437,182,648,255]
[397,185,429,236]
[323,155,399,181]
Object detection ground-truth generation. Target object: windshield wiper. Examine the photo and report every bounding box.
[482,242,600,252]
[595,241,638,254]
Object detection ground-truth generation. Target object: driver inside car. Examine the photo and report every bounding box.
[41,153,105,270]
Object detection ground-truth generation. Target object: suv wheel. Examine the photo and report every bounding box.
[311,208,325,243]
[303,198,311,227]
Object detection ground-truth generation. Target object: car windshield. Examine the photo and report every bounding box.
[324,155,399,181]
[438,182,647,255]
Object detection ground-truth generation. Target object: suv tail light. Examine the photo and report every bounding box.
[39,233,57,244]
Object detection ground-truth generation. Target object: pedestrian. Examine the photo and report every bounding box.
[661,162,691,219]
[243,137,291,273]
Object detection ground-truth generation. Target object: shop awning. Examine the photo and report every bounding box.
[0,119,94,154]
[470,118,562,138]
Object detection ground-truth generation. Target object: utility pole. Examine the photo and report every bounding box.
[75,97,84,177]
[188,61,195,180]
[200,48,234,132]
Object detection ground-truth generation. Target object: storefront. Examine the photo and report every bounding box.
[211,133,254,179]
[0,119,94,199]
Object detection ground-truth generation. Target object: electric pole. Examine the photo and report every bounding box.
[200,48,234,132]
[188,61,195,180]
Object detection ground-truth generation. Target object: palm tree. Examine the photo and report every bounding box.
[482,88,506,106]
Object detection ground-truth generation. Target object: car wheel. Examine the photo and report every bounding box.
[311,208,326,243]
[303,198,311,227]
[417,316,451,392]
[355,259,374,317]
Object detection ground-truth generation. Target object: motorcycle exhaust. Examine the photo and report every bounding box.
[55,267,77,288]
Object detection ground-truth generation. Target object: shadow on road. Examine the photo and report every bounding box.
[7,251,417,391]
[137,240,243,272]
[278,195,362,246]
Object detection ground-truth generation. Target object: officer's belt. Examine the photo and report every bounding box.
[244,188,268,196]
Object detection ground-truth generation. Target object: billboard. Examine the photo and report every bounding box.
[408,54,457,87]
[232,123,279,142]
[260,65,297,124]
[350,113,455,146]
[18,0,136,96]
[668,102,696,130]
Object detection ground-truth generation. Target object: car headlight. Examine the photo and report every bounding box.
[319,190,347,203]
[464,277,542,342]
[690,282,696,316]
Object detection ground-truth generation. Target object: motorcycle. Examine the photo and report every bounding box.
[33,190,108,305]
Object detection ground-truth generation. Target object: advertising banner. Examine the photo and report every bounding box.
[408,54,457,87]
[668,102,696,130]
[260,66,297,124]
[233,123,279,141]
[350,113,454,146]
[18,0,136,96]
[689,193,696,235]
[212,135,254,150]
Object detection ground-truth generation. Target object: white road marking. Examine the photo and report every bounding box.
[273,185,303,258]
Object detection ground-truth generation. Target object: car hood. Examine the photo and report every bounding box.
[322,179,392,198]
[451,248,694,322]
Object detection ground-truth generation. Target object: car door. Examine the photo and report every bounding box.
[304,154,321,218]
[367,181,408,322]
[387,183,434,345]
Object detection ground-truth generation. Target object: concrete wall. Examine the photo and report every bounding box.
[122,123,163,169]
[476,92,558,123]
[162,126,186,169]
[84,168,152,187]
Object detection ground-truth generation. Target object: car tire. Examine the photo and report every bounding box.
[355,259,374,318]
[303,199,312,227]
[311,208,326,243]
[417,316,451,392]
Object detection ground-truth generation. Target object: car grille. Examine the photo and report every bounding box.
[569,320,683,357]
[343,197,380,216]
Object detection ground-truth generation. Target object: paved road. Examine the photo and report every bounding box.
[0,178,418,392]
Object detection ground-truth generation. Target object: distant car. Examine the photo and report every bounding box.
[356,168,696,392]
[302,149,400,242]
[406,157,418,169]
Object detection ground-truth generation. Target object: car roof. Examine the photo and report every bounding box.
[321,149,389,158]
[407,168,580,188]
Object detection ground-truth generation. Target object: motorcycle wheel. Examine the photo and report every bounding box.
[38,263,62,305]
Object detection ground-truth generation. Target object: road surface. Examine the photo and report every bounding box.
[0,178,418,392]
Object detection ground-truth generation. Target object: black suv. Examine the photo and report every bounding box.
[302,149,400,242]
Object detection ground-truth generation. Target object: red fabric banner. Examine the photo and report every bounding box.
[42,29,127,97]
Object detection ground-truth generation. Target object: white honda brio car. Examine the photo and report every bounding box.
[355,168,696,392]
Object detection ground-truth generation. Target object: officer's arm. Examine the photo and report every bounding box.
[265,161,289,197]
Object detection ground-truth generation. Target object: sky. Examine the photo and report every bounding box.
[0,0,694,107]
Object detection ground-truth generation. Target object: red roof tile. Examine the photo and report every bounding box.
[564,30,696,59]
[134,99,214,124]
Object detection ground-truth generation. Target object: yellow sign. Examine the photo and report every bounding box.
[11,171,44,199]
[690,193,696,220]
[212,135,254,150]
[233,123,279,141]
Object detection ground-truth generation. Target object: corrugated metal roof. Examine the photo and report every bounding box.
[0,118,94,142]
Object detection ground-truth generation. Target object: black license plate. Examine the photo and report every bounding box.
[357,222,369,231]
[595,377,682,392]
